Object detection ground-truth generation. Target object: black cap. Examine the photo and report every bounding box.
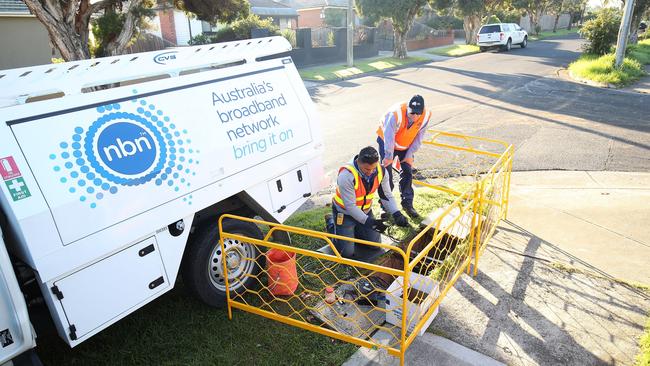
[358,146,379,164]
[408,95,424,115]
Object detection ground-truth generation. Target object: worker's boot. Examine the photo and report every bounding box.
[403,204,420,219]
[324,213,335,234]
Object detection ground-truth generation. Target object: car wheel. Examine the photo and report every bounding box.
[506,39,512,51]
[182,218,263,308]
[520,36,527,48]
[479,46,487,52]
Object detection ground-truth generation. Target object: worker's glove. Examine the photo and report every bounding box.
[363,216,387,233]
[392,211,409,227]
[372,220,388,233]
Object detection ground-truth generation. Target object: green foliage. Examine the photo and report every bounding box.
[483,14,501,24]
[324,8,346,27]
[91,12,126,57]
[492,8,523,24]
[173,0,249,24]
[188,33,213,45]
[424,15,464,29]
[579,8,621,55]
[281,29,296,48]
[213,15,279,42]
[568,53,646,86]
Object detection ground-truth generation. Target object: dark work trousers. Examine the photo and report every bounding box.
[325,205,380,258]
[377,137,414,208]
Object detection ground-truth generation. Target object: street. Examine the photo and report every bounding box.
[311,34,650,177]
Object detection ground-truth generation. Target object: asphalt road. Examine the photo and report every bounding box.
[309,34,650,179]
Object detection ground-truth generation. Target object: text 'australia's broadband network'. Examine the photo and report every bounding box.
[212,81,298,160]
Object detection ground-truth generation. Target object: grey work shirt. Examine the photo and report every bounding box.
[335,162,399,224]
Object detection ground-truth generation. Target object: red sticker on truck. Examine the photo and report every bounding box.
[0,156,21,180]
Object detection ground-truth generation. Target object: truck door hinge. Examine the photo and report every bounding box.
[69,325,77,340]
[51,285,64,300]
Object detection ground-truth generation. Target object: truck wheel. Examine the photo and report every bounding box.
[520,36,527,48]
[182,219,263,308]
[504,39,512,51]
[479,46,487,52]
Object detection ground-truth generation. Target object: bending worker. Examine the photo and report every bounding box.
[326,146,409,258]
[377,94,431,218]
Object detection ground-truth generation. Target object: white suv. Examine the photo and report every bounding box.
[477,23,528,52]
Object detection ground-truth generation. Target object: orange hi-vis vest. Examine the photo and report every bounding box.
[377,103,431,151]
[333,164,384,211]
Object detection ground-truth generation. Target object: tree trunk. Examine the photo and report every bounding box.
[529,9,542,35]
[463,14,481,45]
[393,28,408,58]
[104,0,145,56]
[567,12,573,30]
[23,0,91,60]
[553,2,563,33]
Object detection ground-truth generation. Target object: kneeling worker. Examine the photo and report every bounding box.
[326,146,409,258]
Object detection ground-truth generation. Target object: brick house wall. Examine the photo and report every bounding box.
[297,8,324,28]
[158,8,176,46]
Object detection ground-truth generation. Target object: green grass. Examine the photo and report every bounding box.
[529,28,579,41]
[636,313,650,366]
[427,44,480,57]
[298,56,428,81]
[628,39,650,65]
[568,53,647,87]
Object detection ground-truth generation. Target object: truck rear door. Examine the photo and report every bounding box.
[478,25,502,44]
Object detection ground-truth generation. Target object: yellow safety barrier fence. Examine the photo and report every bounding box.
[218,130,513,366]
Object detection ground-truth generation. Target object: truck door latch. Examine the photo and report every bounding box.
[51,285,64,300]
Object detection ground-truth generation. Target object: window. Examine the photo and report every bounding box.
[479,25,501,34]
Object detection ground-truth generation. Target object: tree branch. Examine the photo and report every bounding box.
[66,0,80,25]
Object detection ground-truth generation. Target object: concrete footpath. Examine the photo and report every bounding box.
[343,171,650,365]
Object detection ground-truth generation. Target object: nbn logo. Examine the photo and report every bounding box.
[97,122,157,175]
[103,137,152,161]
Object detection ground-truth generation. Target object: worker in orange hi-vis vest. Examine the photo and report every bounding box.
[376,95,431,218]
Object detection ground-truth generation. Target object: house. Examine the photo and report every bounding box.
[0,0,57,70]
[148,2,209,47]
[280,0,351,28]
[250,0,298,31]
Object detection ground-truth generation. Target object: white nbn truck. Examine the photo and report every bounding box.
[0,37,325,364]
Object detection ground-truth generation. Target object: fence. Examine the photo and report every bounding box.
[124,33,167,54]
[377,20,454,52]
[219,130,513,366]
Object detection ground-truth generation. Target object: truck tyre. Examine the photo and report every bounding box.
[182,219,263,308]
[479,46,487,52]
[520,36,527,48]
